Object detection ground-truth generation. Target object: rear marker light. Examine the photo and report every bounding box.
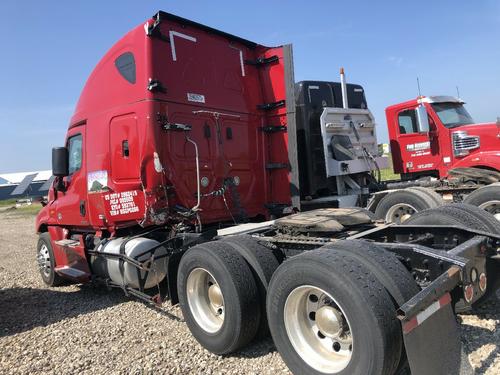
[470,268,478,283]
[464,284,474,303]
[479,273,487,292]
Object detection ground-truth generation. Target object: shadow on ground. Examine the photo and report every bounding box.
[0,285,124,337]
[460,295,500,374]
[234,337,277,359]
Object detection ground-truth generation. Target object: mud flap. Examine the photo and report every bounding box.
[402,294,474,375]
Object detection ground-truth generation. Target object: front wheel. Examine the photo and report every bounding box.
[37,233,64,287]
[267,248,402,375]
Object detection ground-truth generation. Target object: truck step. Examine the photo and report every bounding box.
[54,239,80,248]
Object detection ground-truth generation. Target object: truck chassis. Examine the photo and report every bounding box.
[41,205,500,375]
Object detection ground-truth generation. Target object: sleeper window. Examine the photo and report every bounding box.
[115,52,136,84]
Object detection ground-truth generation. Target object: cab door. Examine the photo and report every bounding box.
[55,125,89,227]
[396,108,440,175]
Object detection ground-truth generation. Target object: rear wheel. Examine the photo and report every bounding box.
[404,203,500,234]
[267,248,402,375]
[319,240,419,374]
[37,233,64,287]
[220,235,280,337]
[177,241,260,354]
[375,189,440,223]
[319,240,419,306]
[464,183,500,221]
[407,187,444,206]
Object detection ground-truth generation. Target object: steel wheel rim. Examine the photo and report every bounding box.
[479,200,500,220]
[186,268,225,333]
[385,203,417,224]
[284,285,353,374]
[37,244,51,278]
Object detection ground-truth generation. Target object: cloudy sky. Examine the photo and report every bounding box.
[1,0,499,172]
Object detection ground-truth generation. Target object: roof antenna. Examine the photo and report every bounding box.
[416,77,422,97]
[456,86,461,99]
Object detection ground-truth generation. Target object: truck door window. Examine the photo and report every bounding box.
[67,134,83,175]
[398,110,418,134]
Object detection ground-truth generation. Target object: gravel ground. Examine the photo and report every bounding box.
[0,212,498,374]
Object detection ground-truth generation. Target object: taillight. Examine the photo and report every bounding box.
[479,273,487,292]
[464,284,474,303]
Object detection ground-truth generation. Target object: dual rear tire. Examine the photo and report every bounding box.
[267,242,417,375]
[177,237,417,375]
[177,241,261,354]
[176,236,279,354]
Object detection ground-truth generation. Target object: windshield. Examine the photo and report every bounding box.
[430,102,474,128]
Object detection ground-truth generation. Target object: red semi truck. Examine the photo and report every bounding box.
[36,11,500,375]
[387,96,500,180]
[364,95,500,223]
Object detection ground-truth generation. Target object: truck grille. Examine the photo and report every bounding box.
[453,131,479,155]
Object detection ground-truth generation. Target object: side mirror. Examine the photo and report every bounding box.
[416,104,430,133]
[52,147,69,177]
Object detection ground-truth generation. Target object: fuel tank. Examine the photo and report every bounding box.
[91,237,168,289]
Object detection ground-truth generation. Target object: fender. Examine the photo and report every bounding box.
[35,204,56,233]
[450,151,500,172]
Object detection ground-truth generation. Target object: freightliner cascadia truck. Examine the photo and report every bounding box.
[36,11,500,375]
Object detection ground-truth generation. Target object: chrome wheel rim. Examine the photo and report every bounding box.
[37,244,51,278]
[186,268,225,333]
[284,285,353,374]
[385,203,417,224]
[479,200,500,221]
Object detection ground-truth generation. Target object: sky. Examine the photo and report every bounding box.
[1,0,499,173]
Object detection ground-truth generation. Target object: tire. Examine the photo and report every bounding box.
[320,240,419,306]
[407,187,444,206]
[37,232,64,287]
[464,183,500,220]
[404,204,500,309]
[405,203,500,235]
[375,189,440,223]
[320,240,419,374]
[177,241,260,354]
[267,248,402,375]
[220,235,280,337]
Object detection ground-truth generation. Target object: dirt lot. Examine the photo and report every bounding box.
[0,211,499,374]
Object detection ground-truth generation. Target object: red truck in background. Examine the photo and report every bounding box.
[34,11,500,375]
[387,96,500,179]
[366,95,500,223]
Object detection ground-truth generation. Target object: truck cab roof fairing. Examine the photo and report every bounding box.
[419,96,465,104]
[152,11,258,49]
[70,24,150,126]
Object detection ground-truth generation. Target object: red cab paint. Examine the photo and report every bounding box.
[37,12,293,235]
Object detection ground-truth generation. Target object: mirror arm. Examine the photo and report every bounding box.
[55,176,66,192]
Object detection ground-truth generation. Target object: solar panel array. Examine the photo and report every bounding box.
[10,174,37,196]
[38,175,55,191]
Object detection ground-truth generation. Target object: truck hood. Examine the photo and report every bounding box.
[452,122,500,151]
